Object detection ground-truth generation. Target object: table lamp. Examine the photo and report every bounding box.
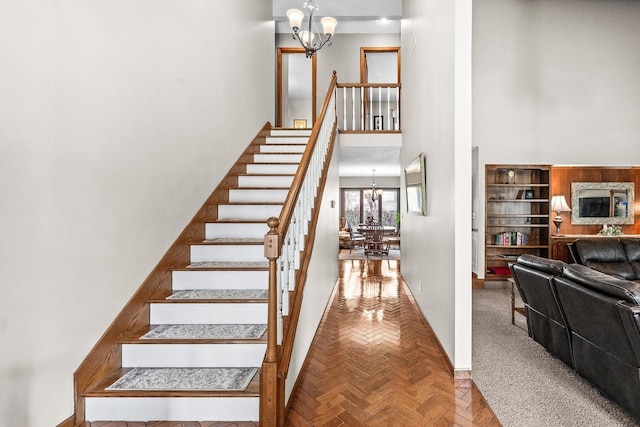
[551,195,571,234]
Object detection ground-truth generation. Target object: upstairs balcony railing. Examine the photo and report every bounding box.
[336,83,401,132]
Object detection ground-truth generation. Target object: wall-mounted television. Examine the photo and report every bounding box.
[405,153,427,216]
[578,197,610,218]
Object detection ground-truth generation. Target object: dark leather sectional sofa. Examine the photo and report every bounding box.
[509,240,640,420]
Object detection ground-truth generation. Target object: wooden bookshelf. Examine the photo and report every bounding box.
[485,165,551,280]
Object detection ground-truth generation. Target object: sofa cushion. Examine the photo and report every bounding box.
[573,239,637,280]
[621,239,640,279]
[562,264,640,305]
[517,253,565,276]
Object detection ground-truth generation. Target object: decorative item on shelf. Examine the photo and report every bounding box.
[551,195,572,234]
[598,224,623,236]
[286,1,337,58]
[524,189,534,199]
[506,169,516,184]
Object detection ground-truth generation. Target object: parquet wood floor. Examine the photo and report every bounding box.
[84,260,500,427]
[284,260,501,426]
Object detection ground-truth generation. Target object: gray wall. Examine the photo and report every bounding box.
[0,1,274,425]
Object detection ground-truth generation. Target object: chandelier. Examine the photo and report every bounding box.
[370,169,382,202]
[286,1,337,58]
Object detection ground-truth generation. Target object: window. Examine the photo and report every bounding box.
[340,188,400,229]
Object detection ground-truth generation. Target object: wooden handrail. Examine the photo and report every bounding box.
[337,82,401,89]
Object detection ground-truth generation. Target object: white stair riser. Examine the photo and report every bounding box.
[150,303,267,324]
[205,222,268,239]
[238,175,293,188]
[229,189,288,203]
[191,245,264,263]
[85,397,259,421]
[270,129,311,137]
[218,204,282,220]
[172,270,268,290]
[122,344,267,368]
[265,136,309,144]
[260,144,306,153]
[253,153,302,163]
[246,164,299,175]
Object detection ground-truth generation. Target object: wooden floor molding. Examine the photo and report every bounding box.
[83,260,500,427]
[472,272,485,289]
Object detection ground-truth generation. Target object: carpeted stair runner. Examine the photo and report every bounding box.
[141,324,267,340]
[188,261,269,269]
[166,289,267,300]
[107,367,258,391]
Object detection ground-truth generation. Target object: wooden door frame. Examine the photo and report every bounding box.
[277,47,317,128]
[360,47,401,84]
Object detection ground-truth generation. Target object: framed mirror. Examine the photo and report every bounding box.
[405,153,426,216]
[571,182,635,225]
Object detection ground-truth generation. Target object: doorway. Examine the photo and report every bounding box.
[277,47,317,128]
[360,47,401,131]
[360,47,401,84]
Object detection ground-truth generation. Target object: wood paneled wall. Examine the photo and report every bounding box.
[550,166,640,235]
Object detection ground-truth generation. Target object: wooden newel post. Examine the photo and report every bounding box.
[261,217,281,426]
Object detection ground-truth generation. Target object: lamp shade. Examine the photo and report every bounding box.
[287,9,304,29]
[321,16,337,35]
[299,31,315,46]
[551,195,571,213]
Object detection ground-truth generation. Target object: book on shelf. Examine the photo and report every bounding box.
[499,254,519,259]
[493,231,529,246]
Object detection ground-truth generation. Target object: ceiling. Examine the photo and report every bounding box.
[273,0,402,34]
[274,0,403,178]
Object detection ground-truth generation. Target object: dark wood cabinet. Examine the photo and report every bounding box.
[550,234,640,263]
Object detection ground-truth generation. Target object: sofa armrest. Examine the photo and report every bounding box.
[616,301,640,365]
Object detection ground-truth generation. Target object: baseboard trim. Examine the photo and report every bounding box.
[472,272,484,289]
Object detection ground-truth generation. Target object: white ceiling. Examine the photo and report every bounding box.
[274,0,403,177]
[340,146,401,177]
[273,0,402,34]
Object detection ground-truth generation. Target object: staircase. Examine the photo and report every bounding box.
[77,127,312,423]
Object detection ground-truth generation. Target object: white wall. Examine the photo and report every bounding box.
[286,134,340,401]
[0,1,274,426]
[473,0,640,277]
[400,0,473,371]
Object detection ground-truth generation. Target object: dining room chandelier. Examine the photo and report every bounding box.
[370,169,382,202]
[286,1,337,58]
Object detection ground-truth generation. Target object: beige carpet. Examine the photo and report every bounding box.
[473,283,639,426]
[338,248,400,260]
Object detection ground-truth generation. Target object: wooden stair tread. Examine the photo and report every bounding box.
[176,261,269,271]
[220,202,283,206]
[198,238,264,245]
[230,186,291,190]
[237,173,295,177]
[121,336,267,345]
[150,298,267,304]
[212,219,268,224]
